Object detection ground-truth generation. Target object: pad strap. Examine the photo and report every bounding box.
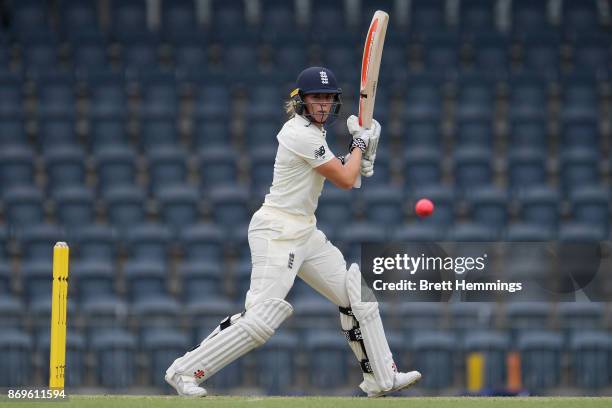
[340,306,374,374]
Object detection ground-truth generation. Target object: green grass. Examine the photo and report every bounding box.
[2,396,612,408]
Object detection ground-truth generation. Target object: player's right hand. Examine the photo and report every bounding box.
[346,115,372,148]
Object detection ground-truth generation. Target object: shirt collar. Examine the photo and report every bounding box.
[294,114,326,137]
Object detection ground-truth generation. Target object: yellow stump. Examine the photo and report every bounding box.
[467,352,485,393]
[49,242,70,390]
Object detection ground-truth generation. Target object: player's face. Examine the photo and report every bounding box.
[303,93,335,123]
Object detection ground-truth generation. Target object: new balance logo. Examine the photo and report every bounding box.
[314,145,326,159]
[320,70,328,84]
[288,252,295,269]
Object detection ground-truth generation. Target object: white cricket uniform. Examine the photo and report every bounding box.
[245,114,351,309]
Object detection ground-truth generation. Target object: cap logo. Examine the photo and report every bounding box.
[320,71,329,84]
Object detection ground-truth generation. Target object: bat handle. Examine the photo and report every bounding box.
[354,174,362,188]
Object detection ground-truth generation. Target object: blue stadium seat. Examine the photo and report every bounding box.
[521,32,561,79]
[453,147,492,190]
[94,146,137,193]
[290,297,337,331]
[124,260,168,302]
[142,330,190,389]
[505,302,553,338]
[518,186,560,230]
[20,31,59,75]
[37,331,85,387]
[21,261,53,306]
[507,73,548,120]
[460,0,495,32]
[391,223,444,242]
[10,0,50,33]
[246,120,280,149]
[511,0,549,33]
[465,186,508,231]
[463,331,509,389]
[560,118,599,150]
[0,296,25,330]
[20,224,66,262]
[0,117,27,147]
[448,223,498,241]
[161,0,197,35]
[193,85,231,119]
[211,0,246,29]
[179,261,223,303]
[59,0,99,34]
[37,114,77,151]
[0,329,33,387]
[403,147,442,189]
[70,31,109,73]
[224,44,259,74]
[0,261,9,294]
[198,146,238,188]
[412,331,455,389]
[572,34,611,77]
[570,331,611,389]
[569,186,609,235]
[91,329,137,388]
[508,117,547,152]
[508,149,547,192]
[250,146,276,193]
[157,184,200,233]
[518,331,563,391]
[171,32,209,73]
[255,331,299,395]
[0,73,24,119]
[399,303,445,334]
[74,224,116,262]
[81,297,129,337]
[450,303,494,334]
[561,74,599,122]
[3,186,45,229]
[505,223,555,241]
[412,185,455,227]
[140,71,179,117]
[179,223,225,264]
[274,45,308,75]
[359,185,404,227]
[338,221,387,263]
[147,147,189,194]
[131,296,182,338]
[125,223,172,263]
[471,34,511,77]
[87,72,127,117]
[210,185,251,230]
[72,260,116,302]
[43,146,86,191]
[456,119,494,147]
[111,0,148,34]
[310,0,347,32]
[558,303,605,333]
[193,117,231,149]
[89,115,130,153]
[316,186,353,228]
[187,296,237,339]
[562,0,600,34]
[305,330,349,389]
[0,145,35,195]
[410,0,447,34]
[423,33,460,75]
[36,73,76,116]
[248,85,283,120]
[401,74,443,120]
[54,186,96,227]
[104,186,147,232]
[404,119,441,148]
[560,148,600,192]
[455,76,495,120]
[140,115,179,151]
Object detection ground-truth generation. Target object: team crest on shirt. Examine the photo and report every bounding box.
[314,145,326,159]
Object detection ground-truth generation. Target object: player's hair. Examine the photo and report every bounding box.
[284,99,296,118]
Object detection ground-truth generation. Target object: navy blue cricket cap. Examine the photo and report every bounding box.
[296,67,342,95]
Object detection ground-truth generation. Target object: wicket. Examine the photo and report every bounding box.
[49,241,70,389]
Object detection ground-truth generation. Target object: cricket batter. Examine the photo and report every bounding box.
[165,67,421,397]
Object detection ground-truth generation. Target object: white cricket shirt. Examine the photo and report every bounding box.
[262,115,335,216]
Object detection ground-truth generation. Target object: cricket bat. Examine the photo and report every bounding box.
[354,10,389,188]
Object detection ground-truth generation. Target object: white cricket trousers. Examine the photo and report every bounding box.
[245,205,351,309]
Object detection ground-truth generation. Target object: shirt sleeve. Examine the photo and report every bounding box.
[277,127,335,168]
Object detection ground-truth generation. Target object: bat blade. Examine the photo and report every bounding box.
[355,10,389,188]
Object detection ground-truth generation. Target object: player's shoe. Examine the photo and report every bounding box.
[164,369,207,397]
[360,370,422,397]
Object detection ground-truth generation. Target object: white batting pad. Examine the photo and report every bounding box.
[346,263,395,391]
[167,298,293,383]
